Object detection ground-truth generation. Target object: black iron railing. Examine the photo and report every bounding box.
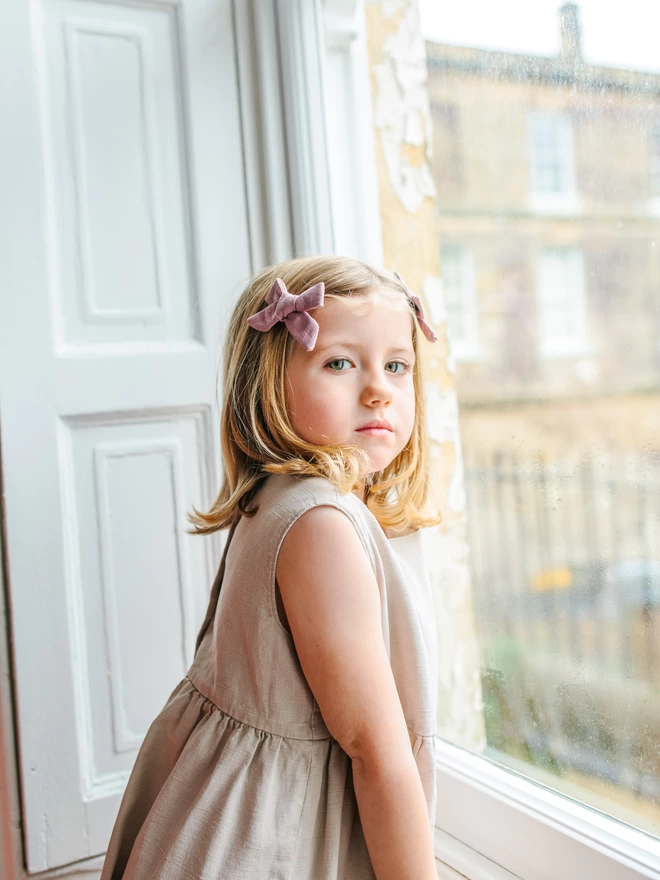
[463,451,660,802]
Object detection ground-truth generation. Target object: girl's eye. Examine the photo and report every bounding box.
[324,358,409,374]
[325,358,352,371]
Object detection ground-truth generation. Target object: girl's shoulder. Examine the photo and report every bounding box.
[246,473,378,564]
[255,473,365,520]
[253,474,419,547]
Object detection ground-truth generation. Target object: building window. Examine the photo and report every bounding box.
[441,244,479,360]
[650,123,660,200]
[537,246,587,356]
[528,112,577,212]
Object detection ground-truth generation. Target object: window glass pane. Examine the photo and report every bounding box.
[425,0,660,839]
[529,112,574,195]
[538,246,587,352]
[651,124,660,199]
[441,244,477,352]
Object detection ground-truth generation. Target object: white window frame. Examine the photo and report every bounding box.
[528,111,580,215]
[321,0,383,265]
[441,243,482,362]
[536,245,589,357]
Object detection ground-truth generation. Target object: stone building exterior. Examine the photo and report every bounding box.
[426,4,660,461]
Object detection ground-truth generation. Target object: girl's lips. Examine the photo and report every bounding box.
[356,427,393,435]
[356,419,393,431]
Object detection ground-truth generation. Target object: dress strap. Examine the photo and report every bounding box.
[193,519,239,656]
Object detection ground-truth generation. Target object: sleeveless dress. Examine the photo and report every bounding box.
[100,473,438,880]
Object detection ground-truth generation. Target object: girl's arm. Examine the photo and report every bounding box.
[277,506,437,880]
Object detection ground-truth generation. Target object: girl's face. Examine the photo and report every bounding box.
[284,292,416,477]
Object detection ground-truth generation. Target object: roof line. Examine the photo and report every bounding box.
[425,42,660,94]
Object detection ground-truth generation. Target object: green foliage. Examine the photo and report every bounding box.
[481,637,561,774]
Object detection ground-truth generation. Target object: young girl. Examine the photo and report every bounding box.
[101,256,442,880]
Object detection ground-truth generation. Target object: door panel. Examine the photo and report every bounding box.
[44,1,201,348]
[0,0,251,870]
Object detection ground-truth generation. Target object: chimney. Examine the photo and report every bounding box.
[559,3,582,63]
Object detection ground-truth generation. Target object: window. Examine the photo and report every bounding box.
[424,1,660,877]
[441,244,479,360]
[650,122,660,206]
[528,111,578,212]
[537,246,588,356]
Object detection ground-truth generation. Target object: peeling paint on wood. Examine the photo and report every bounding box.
[372,3,436,213]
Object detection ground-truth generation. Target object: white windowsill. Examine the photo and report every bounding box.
[434,738,660,880]
[435,826,521,879]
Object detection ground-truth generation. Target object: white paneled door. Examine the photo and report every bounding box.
[0,0,251,871]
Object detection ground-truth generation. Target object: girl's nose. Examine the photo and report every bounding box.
[360,372,393,407]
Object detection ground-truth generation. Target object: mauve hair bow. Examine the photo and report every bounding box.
[246,278,325,351]
[246,273,437,350]
[394,272,438,343]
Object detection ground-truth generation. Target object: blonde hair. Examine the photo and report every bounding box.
[187,255,442,534]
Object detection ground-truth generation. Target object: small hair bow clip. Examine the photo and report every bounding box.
[394,272,438,343]
[246,278,325,351]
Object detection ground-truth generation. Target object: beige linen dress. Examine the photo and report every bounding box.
[100,473,438,880]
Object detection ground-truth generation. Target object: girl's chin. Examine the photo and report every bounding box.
[356,450,396,473]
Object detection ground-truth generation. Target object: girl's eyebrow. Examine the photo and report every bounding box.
[315,341,361,353]
[315,341,414,356]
